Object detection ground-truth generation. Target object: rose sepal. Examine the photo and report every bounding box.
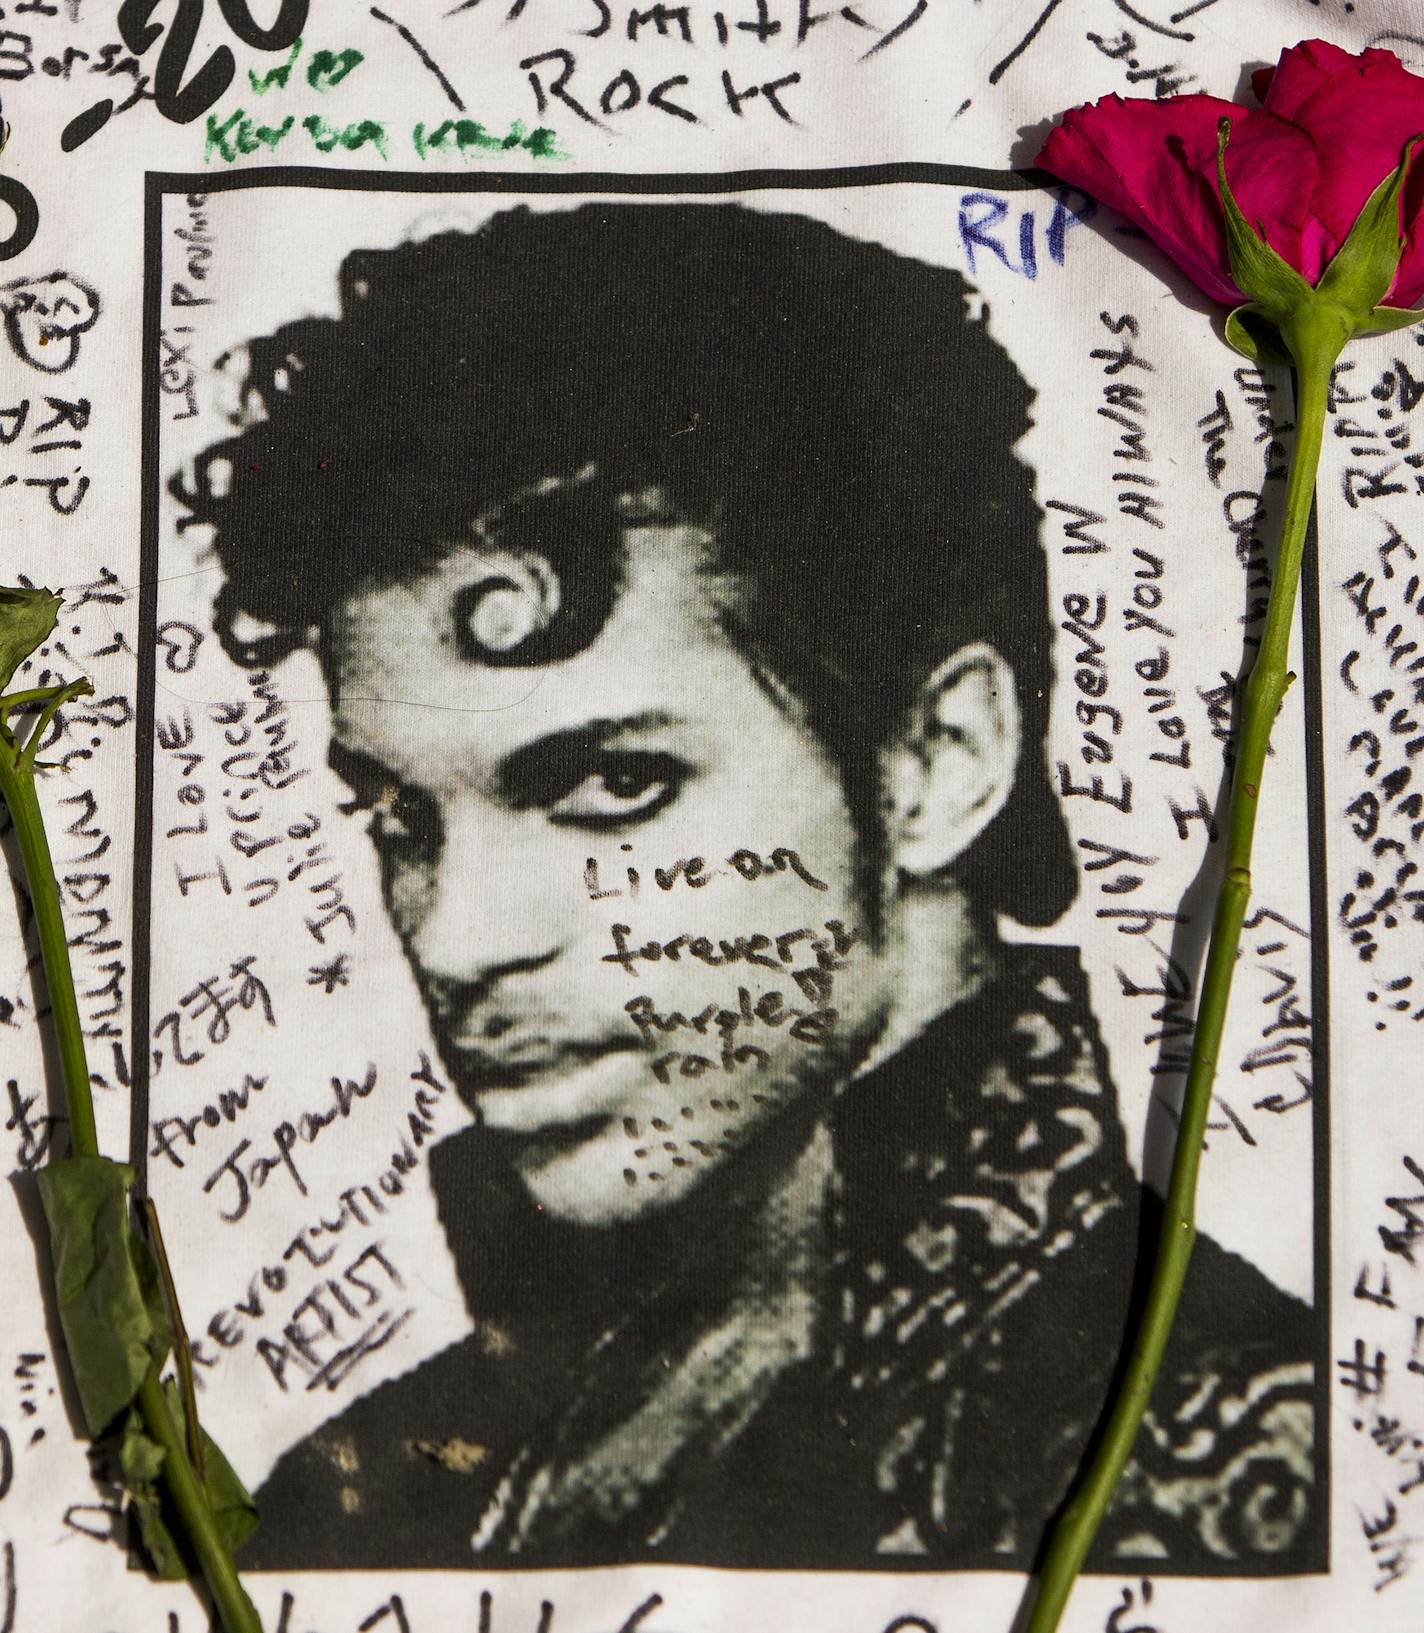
[1314,136,1422,317]
[1224,297,1353,371]
[1223,304,1294,365]
[1215,118,1313,325]
[1358,303,1424,334]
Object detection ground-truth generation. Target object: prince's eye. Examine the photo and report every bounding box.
[544,752,686,828]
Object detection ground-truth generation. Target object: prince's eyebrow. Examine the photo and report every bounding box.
[517,711,682,749]
[497,711,687,804]
[327,711,686,798]
[328,737,403,797]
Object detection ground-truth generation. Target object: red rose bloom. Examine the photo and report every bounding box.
[1037,38,1424,308]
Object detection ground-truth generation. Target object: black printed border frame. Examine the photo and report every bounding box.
[135,163,1332,1577]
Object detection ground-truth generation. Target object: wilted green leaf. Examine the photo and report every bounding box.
[35,1155,172,1436]
[120,1409,183,1580]
[169,1377,261,1559]
[120,1384,260,1580]
[0,584,61,694]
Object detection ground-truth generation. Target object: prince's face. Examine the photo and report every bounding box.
[323,518,901,1229]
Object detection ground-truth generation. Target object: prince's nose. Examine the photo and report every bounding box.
[398,804,570,1000]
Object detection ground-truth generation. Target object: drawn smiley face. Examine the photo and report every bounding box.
[1,272,100,373]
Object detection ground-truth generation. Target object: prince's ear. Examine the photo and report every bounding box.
[885,643,1022,880]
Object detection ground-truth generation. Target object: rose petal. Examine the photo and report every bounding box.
[1045,42,1424,316]
[1038,96,1320,303]
[1275,54,1424,298]
[1225,110,1328,282]
[1038,95,1243,302]
[1254,39,1399,122]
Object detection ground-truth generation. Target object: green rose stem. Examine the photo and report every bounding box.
[144,1197,207,1481]
[0,677,263,1633]
[1022,335,1332,1633]
[1024,125,1424,1633]
[0,679,101,1158]
[131,1372,258,1631]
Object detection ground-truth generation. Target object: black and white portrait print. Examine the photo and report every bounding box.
[150,186,1321,1577]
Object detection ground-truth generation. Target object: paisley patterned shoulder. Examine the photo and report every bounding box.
[1098,1231,1317,1568]
[827,944,1318,1570]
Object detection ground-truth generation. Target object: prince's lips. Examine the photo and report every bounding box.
[444,1044,645,1137]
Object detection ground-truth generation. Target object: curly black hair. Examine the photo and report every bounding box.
[173,201,1073,926]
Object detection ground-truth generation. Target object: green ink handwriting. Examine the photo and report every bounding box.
[303,114,387,158]
[248,37,363,96]
[412,118,567,161]
[205,107,295,162]
[204,109,568,164]
[306,48,364,91]
[248,36,302,94]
